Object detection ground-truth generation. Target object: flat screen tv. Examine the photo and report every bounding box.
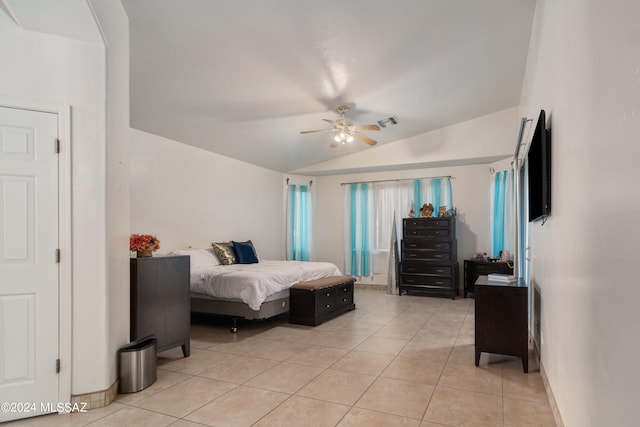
[528,110,551,222]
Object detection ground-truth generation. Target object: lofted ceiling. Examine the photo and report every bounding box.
[123,0,536,173]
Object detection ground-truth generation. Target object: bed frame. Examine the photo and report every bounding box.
[190,291,289,333]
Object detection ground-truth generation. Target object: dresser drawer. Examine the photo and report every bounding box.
[403,249,452,261]
[473,263,508,274]
[405,228,452,239]
[400,274,452,288]
[403,217,452,229]
[401,261,453,276]
[403,240,452,251]
[316,285,353,314]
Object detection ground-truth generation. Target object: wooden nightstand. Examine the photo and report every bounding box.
[474,275,528,373]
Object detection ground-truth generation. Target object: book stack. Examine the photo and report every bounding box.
[487,273,517,283]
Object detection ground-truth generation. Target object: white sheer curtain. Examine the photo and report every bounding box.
[373,181,411,293]
[374,181,412,254]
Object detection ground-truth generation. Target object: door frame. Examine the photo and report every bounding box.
[0,95,72,403]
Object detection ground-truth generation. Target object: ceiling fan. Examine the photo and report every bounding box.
[300,105,381,148]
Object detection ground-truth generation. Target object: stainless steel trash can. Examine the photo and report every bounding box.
[118,337,157,393]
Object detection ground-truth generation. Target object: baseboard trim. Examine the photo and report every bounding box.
[354,283,386,291]
[540,360,565,427]
[70,379,118,410]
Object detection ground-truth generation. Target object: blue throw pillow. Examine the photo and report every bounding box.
[232,241,259,264]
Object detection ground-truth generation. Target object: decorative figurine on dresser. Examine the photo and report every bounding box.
[399,212,458,299]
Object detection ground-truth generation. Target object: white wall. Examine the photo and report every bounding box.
[89,0,131,393]
[130,129,284,259]
[520,0,640,425]
[315,163,492,292]
[0,10,111,394]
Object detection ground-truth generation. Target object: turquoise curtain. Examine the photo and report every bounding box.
[492,172,506,256]
[412,179,422,217]
[492,170,514,257]
[344,183,373,277]
[411,177,452,217]
[286,184,311,260]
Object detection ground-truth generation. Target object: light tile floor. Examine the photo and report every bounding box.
[9,289,556,426]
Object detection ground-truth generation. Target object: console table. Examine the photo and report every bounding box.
[474,275,528,373]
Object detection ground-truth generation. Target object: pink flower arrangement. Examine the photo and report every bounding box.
[129,234,160,252]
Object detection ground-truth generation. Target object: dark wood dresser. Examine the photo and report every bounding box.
[399,216,458,299]
[130,255,190,357]
[463,259,514,297]
[474,275,528,373]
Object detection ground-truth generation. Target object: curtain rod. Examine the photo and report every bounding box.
[285,178,312,186]
[340,176,452,186]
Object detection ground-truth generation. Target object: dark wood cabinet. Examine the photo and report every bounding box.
[399,217,458,299]
[289,277,356,326]
[474,275,528,372]
[463,259,513,298]
[130,255,190,357]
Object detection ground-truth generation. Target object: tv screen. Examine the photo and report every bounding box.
[528,110,551,222]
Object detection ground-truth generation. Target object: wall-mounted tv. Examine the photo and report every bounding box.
[528,110,551,222]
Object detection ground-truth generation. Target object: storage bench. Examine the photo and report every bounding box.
[289,276,356,326]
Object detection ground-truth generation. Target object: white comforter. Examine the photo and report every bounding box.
[190,260,342,310]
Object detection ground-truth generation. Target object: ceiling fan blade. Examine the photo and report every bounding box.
[355,124,381,131]
[322,118,336,124]
[329,140,339,148]
[300,128,333,134]
[354,132,377,146]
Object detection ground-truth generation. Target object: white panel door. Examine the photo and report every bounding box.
[0,107,59,422]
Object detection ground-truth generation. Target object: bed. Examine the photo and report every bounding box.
[173,247,342,332]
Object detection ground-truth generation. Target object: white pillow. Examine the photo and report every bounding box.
[172,248,220,268]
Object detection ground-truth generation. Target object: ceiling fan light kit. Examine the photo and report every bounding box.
[301,105,382,148]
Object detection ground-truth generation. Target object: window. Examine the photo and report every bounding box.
[344,177,453,278]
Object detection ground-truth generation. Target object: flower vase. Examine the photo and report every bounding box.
[137,248,153,258]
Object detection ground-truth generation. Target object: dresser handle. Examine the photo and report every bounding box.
[436,281,444,285]
[409,254,417,257]
[326,304,330,308]
[435,254,443,258]
[435,231,440,235]
[409,244,417,247]
[326,292,331,297]
[342,298,347,302]
[343,288,348,292]
[412,231,417,235]
[435,269,444,273]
